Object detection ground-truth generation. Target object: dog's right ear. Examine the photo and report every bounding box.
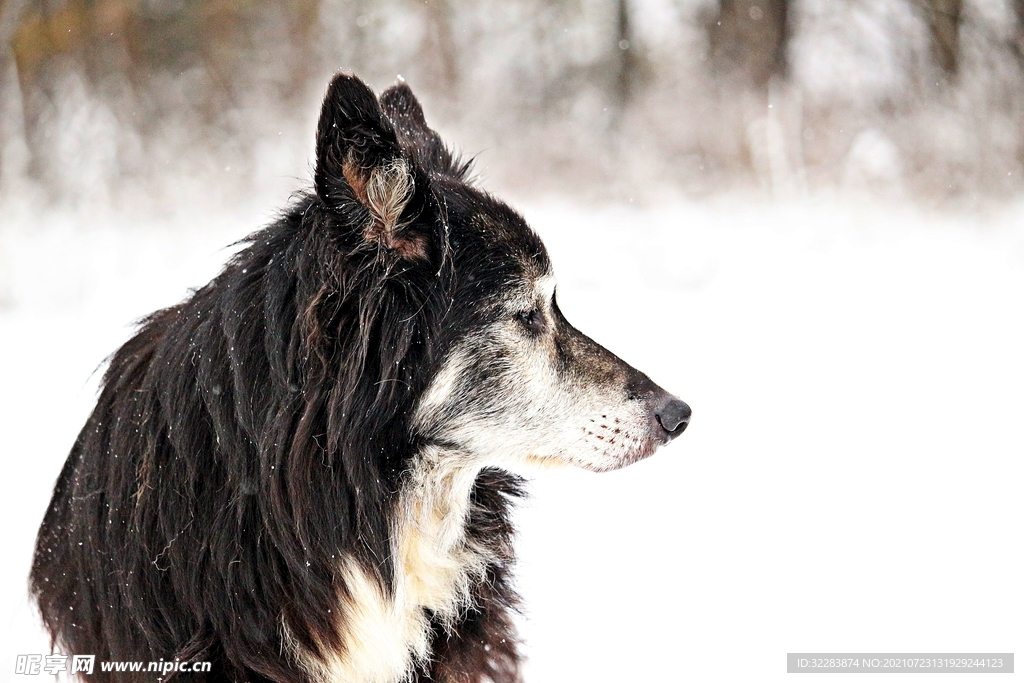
[315,73,428,260]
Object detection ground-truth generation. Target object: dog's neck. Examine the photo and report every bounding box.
[397,444,490,621]
[321,445,491,683]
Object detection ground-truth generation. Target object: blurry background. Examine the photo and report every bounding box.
[3,0,1024,209]
[1,1,1023,682]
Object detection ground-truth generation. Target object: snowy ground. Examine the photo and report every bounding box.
[2,195,1022,682]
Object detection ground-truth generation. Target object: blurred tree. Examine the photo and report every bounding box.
[708,0,789,91]
[613,0,638,110]
[917,0,963,75]
[423,0,458,97]
[1012,0,1024,61]
[0,0,10,186]
[8,0,321,188]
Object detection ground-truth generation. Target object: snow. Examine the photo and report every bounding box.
[2,196,1022,682]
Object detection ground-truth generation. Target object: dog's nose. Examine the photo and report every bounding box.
[654,395,691,439]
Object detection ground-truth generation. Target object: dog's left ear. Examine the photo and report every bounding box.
[380,81,468,180]
[315,73,427,260]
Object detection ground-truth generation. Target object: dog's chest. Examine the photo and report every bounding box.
[326,463,488,683]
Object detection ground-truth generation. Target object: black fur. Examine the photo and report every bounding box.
[31,74,546,682]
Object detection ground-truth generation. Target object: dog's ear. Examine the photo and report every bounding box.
[315,73,427,260]
[380,81,471,181]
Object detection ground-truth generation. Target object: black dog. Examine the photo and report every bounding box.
[31,73,689,682]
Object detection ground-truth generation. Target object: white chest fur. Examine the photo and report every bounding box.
[321,449,490,683]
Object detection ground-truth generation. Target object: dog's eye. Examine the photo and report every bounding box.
[517,308,545,334]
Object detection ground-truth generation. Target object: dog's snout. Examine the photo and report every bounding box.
[654,395,691,439]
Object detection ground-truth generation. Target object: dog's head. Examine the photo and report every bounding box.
[313,73,689,474]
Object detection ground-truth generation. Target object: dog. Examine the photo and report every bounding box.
[30,73,690,683]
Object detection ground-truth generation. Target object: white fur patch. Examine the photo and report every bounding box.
[309,446,493,683]
[535,274,556,304]
[414,346,473,421]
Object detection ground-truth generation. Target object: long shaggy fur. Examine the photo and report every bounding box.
[31,73,688,683]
